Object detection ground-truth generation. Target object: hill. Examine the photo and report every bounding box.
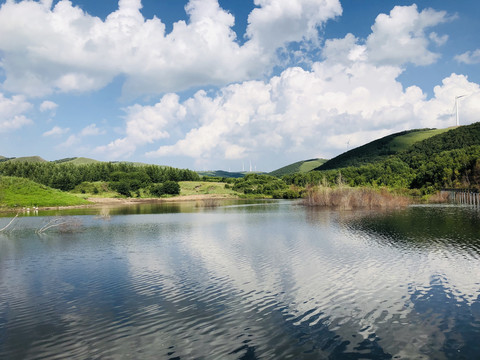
[270,158,327,177]
[284,123,480,192]
[4,156,47,163]
[400,123,480,161]
[0,176,90,208]
[197,170,246,178]
[315,128,452,171]
[54,157,101,165]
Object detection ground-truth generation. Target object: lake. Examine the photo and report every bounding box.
[1,200,480,359]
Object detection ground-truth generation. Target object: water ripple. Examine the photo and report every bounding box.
[2,205,480,358]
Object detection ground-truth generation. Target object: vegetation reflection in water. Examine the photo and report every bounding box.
[1,201,480,359]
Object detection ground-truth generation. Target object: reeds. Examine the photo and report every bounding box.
[426,191,450,203]
[303,185,410,210]
[196,198,220,208]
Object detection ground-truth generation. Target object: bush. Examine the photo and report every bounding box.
[162,181,180,195]
[149,184,165,196]
[282,189,300,199]
[111,180,131,197]
[149,181,181,197]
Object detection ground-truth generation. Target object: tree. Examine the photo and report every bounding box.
[162,181,180,195]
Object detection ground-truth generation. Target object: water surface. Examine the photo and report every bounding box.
[1,201,480,359]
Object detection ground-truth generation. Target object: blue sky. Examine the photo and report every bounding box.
[1,0,480,171]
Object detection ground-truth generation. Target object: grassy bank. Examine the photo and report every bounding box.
[179,181,239,197]
[303,185,410,210]
[0,176,91,209]
[71,180,241,199]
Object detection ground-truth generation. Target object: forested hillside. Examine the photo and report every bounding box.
[315,128,451,171]
[285,123,480,193]
[0,161,200,195]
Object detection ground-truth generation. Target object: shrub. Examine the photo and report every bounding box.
[149,181,181,197]
[150,184,165,196]
[111,180,131,197]
[162,181,180,195]
[282,189,300,199]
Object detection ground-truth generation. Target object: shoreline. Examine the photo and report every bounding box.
[0,194,240,214]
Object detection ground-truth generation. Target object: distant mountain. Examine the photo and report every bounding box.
[53,157,100,165]
[314,128,452,171]
[5,156,47,163]
[197,170,246,178]
[269,158,327,177]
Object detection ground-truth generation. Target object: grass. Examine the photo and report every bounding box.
[179,181,240,196]
[0,176,91,208]
[388,128,452,152]
[269,158,327,177]
[303,185,410,210]
[298,159,328,173]
[63,157,100,165]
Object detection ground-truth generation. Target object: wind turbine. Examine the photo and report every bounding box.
[455,94,467,126]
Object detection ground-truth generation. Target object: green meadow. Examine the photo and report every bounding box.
[0,176,90,209]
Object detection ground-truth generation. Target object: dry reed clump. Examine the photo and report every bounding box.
[196,198,220,208]
[303,186,410,210]
[427,191,450,203]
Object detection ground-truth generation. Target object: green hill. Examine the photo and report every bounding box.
[54,157,101,165]
[400,124,480,161]
[284,123,480,192]
[5,156,47,163]
[270,158,327,177]
[0,176,90,208]
[197,170,245,178]
[315,128,452,171]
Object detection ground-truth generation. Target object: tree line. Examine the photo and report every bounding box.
[0,161,199,193]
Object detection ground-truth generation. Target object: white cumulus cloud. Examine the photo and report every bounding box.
[42,125,70,137]
[246,0,342,52]
[0,93,33,133]
[366,5,450,66]
[0,0,341,98]
[97,62,480,170]
[39,100,58,112]
[80,123,105,136]
[92,4,479,170]
[95,93,186,158]
[99,62,480,170]
[455,49,480,65]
